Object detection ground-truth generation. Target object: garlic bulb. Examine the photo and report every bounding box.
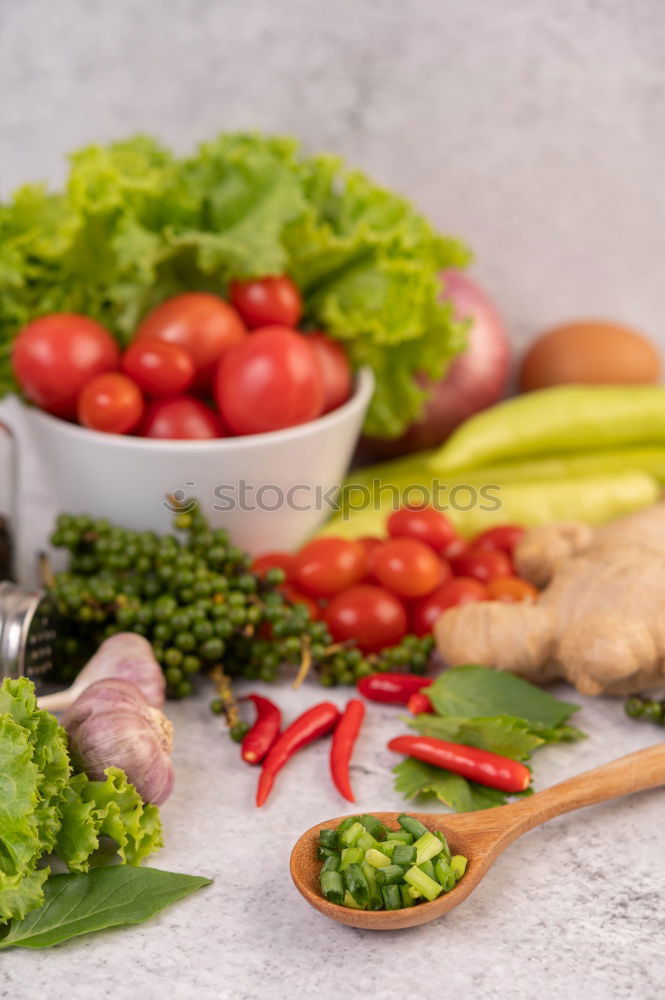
[39,633,166,713]
[62,678,174,805]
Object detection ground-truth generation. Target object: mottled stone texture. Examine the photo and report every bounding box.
[0,6,663,995]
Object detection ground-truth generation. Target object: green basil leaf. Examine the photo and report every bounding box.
[427,666,580,729]
[0,866,212,949]
[393,758,508,813]
[407,713,545,760]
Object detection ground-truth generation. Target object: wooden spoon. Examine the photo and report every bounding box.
[290,742,665,930]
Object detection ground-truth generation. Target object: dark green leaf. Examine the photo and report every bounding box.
[427,666,580,729]
[0,866,212,949]
[393,758,508,813]
[407,713,545,760]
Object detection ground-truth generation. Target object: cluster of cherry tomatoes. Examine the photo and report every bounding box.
[11,276,352,439]
[253,507,538,654]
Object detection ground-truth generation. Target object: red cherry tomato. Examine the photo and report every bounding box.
[472,525,526,557]
[324,585,407,653]
[441,535,468,560]
[411,578,488,636]
[294,538,366,597]
[136,293,246,391]
[387,506,457,552]
[357,536,384,578]
[451,548,513,583]
[77,373,144,435]
[12,314,120,420]
[486,577,538,603]
[215,327,324,435]
[251,552,297,582]
[230,276,302,329]
[279,584,321,620]
[141,396,223,440]
[121,341,195,398]
[306,333,352,413]
[370,538,443,599]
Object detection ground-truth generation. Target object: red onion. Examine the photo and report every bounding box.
[358,270,511,461]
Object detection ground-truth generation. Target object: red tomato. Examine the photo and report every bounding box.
[411,578,488,636]
[251,552,297,582]
[136,293,246,391]
[280,584,321,620]
[324,585,407,653]
[370,538,443,599]
[77,373,144,435]
[441,535,468,560]
[121,341,195,398]
[486,577,538,603]
[451,548,513,583]
[357,536,384,578]
[215,327,324,435]
[230,276,302,329]
[472,525,526,557]
[306,333,352,413]
[387,506,457,552]
[141,396,223,440]
[12,314,120,419]
[294,538,366,597]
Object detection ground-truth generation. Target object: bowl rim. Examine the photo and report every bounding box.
[22,367,375,452]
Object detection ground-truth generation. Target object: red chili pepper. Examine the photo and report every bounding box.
[387,735,531,794]
[256,701,341,807]
[241,694,282,765]
[357,672,432,705]
[330,699,365,803]
[407,691,434,715]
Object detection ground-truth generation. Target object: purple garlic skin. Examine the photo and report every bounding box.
[62,678,175,805]
[80,633,166,708]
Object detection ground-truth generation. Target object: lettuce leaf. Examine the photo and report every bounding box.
[0,678,163,924]
[0,133,469,436]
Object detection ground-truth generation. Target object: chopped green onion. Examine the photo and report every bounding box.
[365,848,391,869]
[320,870,344,904]
[400,885,415,907]
[318,829,339,850]
[362,862,384,910]
[344,863,370,906]
[434,830,452,861]
[451,855,468,881]
[434,858,456,892]
[343,889,366,909]
[375,864,406,886]
[318,813,467,911]
[340,846,364,871]
[391,844,417,867]
[385,831,414,845]
[414,832,444,866]
[418,859,436,880]
[398,814,429,839]
[340,821,365,847]
[359,815,388,841]
[381,885,402,910]
[336,816,360,837]
[317,846,338,861]
[357,833,378,853]
[404,865,443,902]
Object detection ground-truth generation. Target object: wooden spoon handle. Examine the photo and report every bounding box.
[504,742,665,838]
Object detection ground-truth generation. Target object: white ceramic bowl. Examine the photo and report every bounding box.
[21,369,374,554]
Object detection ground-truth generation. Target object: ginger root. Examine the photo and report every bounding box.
[435,502,665,696]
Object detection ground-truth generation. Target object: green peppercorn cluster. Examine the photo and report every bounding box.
[624,694,665,726]
[47,508,434,698]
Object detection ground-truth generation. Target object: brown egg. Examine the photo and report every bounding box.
[519,320,661,392]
